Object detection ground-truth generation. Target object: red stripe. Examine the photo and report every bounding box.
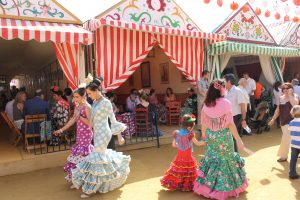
[20,20,30,41]
[10,19,18,39]
[66,43,78,83]
[110,26,114,84]
[116,27,121,79]
[170,35,174,60]
[103,26,108,87]
[30,21,40,42]
[1,18,8,39]
[200,39,204,77]
[142,32,146,54]
[180,36,184,68]
[190,38,194,80]
[122,29,127,74]
[129,30,134,70]
[96,29,101,76]
[136,30,140,58]
[56,23,62,43]
[164,34,169,54]
[195,38,199,81]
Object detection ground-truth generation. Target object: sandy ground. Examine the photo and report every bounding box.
[0,128,299,200]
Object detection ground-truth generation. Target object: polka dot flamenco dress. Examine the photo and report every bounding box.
[64,104,94,182]
[72,97,131,194]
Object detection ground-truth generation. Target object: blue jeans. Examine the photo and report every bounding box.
[290,147,300,176]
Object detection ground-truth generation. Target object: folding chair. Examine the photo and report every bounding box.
[0,111,22,146]
[166,101,181,125]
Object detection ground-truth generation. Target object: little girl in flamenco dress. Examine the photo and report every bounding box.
[160,114,205,191]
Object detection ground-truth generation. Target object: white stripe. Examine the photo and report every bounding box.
[113,27,118,82]
[100,28,105,79]
[119,29,124,78]
[125,29,130,71]
[107,27,111,86]
[290,126,300,132]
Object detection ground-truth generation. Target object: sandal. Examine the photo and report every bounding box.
[277,158,287,162]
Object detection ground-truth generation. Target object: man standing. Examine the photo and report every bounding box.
[292,79,300,99]
[224,74,249,152]
[243,73,256,116]
[197,70,210,128]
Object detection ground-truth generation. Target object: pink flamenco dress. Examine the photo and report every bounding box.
[64,104,94,182]
[160,130,198,191]
[193,98,248,200]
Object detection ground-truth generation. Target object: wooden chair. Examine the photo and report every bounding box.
[134,107,153,137]
[166,101,181,125]
[24,114,47,152]
[0,111,22,146]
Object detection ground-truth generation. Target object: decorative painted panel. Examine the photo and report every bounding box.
[281,24,300,48]
[98,0,200,31]
[0,0,80,24]
[215,3,276,45]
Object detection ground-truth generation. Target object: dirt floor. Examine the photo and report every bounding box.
[0,128,299,200]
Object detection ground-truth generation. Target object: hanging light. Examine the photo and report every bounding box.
[275,12,281,20]
[284,15,290,21]
[265,10,271,17]
[217,0,223,7]
[203,0,210,4]
[242,5,250,13]
[293,16,299,22]
[230,1,239,11]
[255,7,262,15]
[294,0,300,7]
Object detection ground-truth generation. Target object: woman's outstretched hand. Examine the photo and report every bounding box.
[117,134,125,145]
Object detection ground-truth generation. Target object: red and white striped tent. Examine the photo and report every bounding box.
[84,18,226,91]
[0,1,93,90]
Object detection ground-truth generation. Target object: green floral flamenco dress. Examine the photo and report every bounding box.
[193,98,248,200]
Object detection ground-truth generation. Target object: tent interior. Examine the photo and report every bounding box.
[283,57,300,82]
[114,45,195,110]
[221,55,272,87]
[0,38,68,99]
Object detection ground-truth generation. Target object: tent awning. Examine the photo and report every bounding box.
[84,18,226,41]
[0,18,93,45]
[208,41,300,57]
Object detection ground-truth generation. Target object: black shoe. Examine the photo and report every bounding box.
[289,174,299,179]
[242,132,253,136]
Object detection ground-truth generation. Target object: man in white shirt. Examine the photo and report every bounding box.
[243,73,256,116]
[292,79,300,99]
[238,78,250,112]
[197,70,210,128]
[224,74,249,152]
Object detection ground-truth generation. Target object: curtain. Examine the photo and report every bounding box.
[53,43,81,90]
[271,57,284,83]
[258,55,276,85]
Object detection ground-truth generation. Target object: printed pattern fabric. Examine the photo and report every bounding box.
[193,128,248,200]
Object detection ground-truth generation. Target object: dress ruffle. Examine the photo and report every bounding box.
[160,154,198,191]
[63,144,94,182]
[193,152,248,200]
[111,121,127,135]
[71,149,131,194]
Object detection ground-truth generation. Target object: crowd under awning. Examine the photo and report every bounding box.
[0,18,94,90]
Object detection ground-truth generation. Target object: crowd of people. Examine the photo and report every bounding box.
[1,70,300,199]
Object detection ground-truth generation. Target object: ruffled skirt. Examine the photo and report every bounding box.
[160,151,198,191]
[64,144,94,182]
[193,153,248,200]
[72,149,131,194]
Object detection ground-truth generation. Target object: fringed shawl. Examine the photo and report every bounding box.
[201,98,234,131]
[173,129,194,151]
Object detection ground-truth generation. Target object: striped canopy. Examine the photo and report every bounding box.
[208,41,300,57]
[0,18,93,45]
[84,18,226,41]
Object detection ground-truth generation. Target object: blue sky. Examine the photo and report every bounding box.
[58,0,298,32]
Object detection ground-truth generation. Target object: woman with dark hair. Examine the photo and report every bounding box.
[164,87,176,103]
[136,90,163,136]
[193,79,248,199]
[54,87,93,183]
[149,89,167,123]
[272,81,282,128]
[50,88,70,146]
[269,82,299,162]
[71,78,130,198]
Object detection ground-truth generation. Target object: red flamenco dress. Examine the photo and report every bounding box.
[160,129,198,191]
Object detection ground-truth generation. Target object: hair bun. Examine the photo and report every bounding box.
[92,78,101,87]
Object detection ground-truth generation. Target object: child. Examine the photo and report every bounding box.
[53,87,94,183]
[160,114,205,191]
[289,105,300,179]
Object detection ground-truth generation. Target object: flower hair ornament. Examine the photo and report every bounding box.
[214,81,226,96]
[188,114,196,123]
[85,73,94,85]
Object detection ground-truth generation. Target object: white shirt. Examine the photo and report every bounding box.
[245,78,256,96]
[293,85,300,99]
[225,86,247,116]
[5,99,14,120]
[238,86,250,112]
[273,89,282,106]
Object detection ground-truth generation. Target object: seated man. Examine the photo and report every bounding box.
[126,89,140,112]
[24,89,49,134]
